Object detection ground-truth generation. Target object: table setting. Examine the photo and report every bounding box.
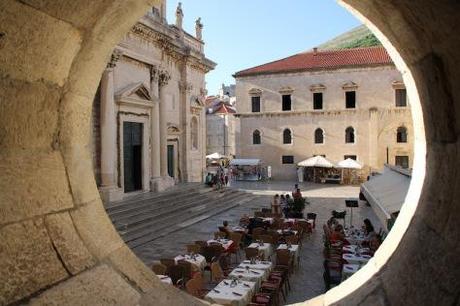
[174,253,206,271]
[207,238,234,250]
[156,275,172,285]
[204,278,256,306]
[341,264,360,281]
[228,267,267,291]
[248,241,273,260]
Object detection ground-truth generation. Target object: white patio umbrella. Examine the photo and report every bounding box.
[206,152,223,159]
[337,158,363,169]
[298,155,335,168]
[337,158,363,184]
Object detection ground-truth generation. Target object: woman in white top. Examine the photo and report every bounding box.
[271,194,280,214]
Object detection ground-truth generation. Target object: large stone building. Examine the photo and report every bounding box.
[234,46,413,180]
[92,1,216,201]
[205,85,237,157]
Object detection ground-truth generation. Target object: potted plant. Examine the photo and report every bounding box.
[291,197,306,218]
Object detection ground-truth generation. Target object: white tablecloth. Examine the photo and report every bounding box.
[156,275,172,285]
[277,229,298,236]
[277,244,300,263]
[248,242,273,260]
[207,239,234,250]
[342,253,372,265]
[343,245,370,254]
[174,254,206,271]
[261,217,274,224]
[228,268,266,291]
[342,264,360,281]
[205,279,256,306]
[238,260,273,273]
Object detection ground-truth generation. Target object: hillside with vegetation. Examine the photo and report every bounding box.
[318,25,382,50]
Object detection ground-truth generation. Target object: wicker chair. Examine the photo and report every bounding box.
[259,234,274,244]
[151,263,167,275]
[186,244,202,254]
[245,247,259,260]
[252,227,266,236]
[166,265,185,288]
[160,258,176,269]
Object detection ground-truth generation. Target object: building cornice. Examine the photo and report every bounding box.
[235,107,411,118]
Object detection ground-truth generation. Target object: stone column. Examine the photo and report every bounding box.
[99,51,123,202]
[159,70,171,177]
[368,107,379,170]
[150,66,161,178]
[100,52,120,187]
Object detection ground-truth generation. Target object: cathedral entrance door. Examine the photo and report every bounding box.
[123,122,143,193]
[167,144,175,178]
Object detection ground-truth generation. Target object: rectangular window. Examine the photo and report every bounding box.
[282,95,292,111]
[344,155,357,160]
[395,155,409,168]
[346,91,356,109]
[282,155,294,164]
[313,92,323,110]
[395,89,407,107]
[251,96,261,112]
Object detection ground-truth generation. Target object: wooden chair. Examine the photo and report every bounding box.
[253,227,266,236]
[228,232,243,262]
[307,213,317,229]
[177,260,193,282]
[151,263,167,275]
[210,261,226,283]
[185,278,209,299]
[166,265,185,288]
[195,240,208,248]
[186,244,202,254]
[259,234,274,244]
[254,211,265,218]
[285,235,300,245]
[276,249,294,275]
[245,247,259,260]
[160,258,176,270]
[214,231,227,239]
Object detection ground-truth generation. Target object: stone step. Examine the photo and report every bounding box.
[105,183,207,212]
[111,188,239,230]
[108,188,207,220]
[126,193,260,249]
[119,190,246,243]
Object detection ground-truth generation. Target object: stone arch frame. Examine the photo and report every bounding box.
[282,128,293,145]
[397,125,408,143]
[252,129,262,145]
[314,127,325,144]
[1,1,460,305]
[345,126,356,144]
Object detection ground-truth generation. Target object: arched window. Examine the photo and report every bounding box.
[397,126,408,143]
[191,117,198,150]
[314,128,324,144]
[253,130,261,145]
[345,127,355,143]
[283,129,292,144]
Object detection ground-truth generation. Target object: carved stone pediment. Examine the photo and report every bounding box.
[248,88,262,95]
[309,84,326,92]
[116,82,152,101]
[279,86,294,94]
[167,123,182,135]
[392,80,405,89]
[342,81,358,90]
[115,82,154,109]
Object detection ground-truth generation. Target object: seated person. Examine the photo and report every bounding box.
[327,217,338,231]
[239,214,250,227]
[369,235,382,255]
[330,224,345,242]
[219,220,232,239]
[293,188,303,200]
[205,173,213,187]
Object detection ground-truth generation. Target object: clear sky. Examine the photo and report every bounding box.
[167,0,361,95]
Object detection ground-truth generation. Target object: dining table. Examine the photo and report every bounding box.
[174,254,206,271]
[228,268,267,291]
[204,279,257,306]
[277,244,300,264]
[342,253,372,265]
[238,260,273,273]
[248,242,273,260]
[156,275,172,285]
[207,238,234,251]
[341,264,360,281]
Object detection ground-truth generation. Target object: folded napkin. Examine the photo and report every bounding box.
[250,270,261,274]
[160,276,169,280]
[234,270,245,273]
[232,292,243,296]
[223,281,230,285]
[213,289,220,293]
[243,283,250,288]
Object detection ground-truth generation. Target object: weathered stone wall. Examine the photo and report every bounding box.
[236,67,413,179]
[0,0,459,305]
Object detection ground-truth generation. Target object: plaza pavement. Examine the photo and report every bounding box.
[132,181,383,305]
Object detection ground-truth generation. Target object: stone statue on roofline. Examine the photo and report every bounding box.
[175,2,184,29]
[195,17,203,40]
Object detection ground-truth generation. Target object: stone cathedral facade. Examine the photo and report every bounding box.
[92,1,216,202]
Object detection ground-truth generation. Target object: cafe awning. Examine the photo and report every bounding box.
[361,165,411,230]
[230,159,261,166]
[337,158,363,169]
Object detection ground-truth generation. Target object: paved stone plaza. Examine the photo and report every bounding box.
[132,181,383,304]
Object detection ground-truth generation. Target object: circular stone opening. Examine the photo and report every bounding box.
[0,1,458,305]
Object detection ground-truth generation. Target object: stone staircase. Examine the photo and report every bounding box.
[105,184,258,249]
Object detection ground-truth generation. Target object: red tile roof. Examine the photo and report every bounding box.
[234,46,393,77]
[214,103,236,114]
